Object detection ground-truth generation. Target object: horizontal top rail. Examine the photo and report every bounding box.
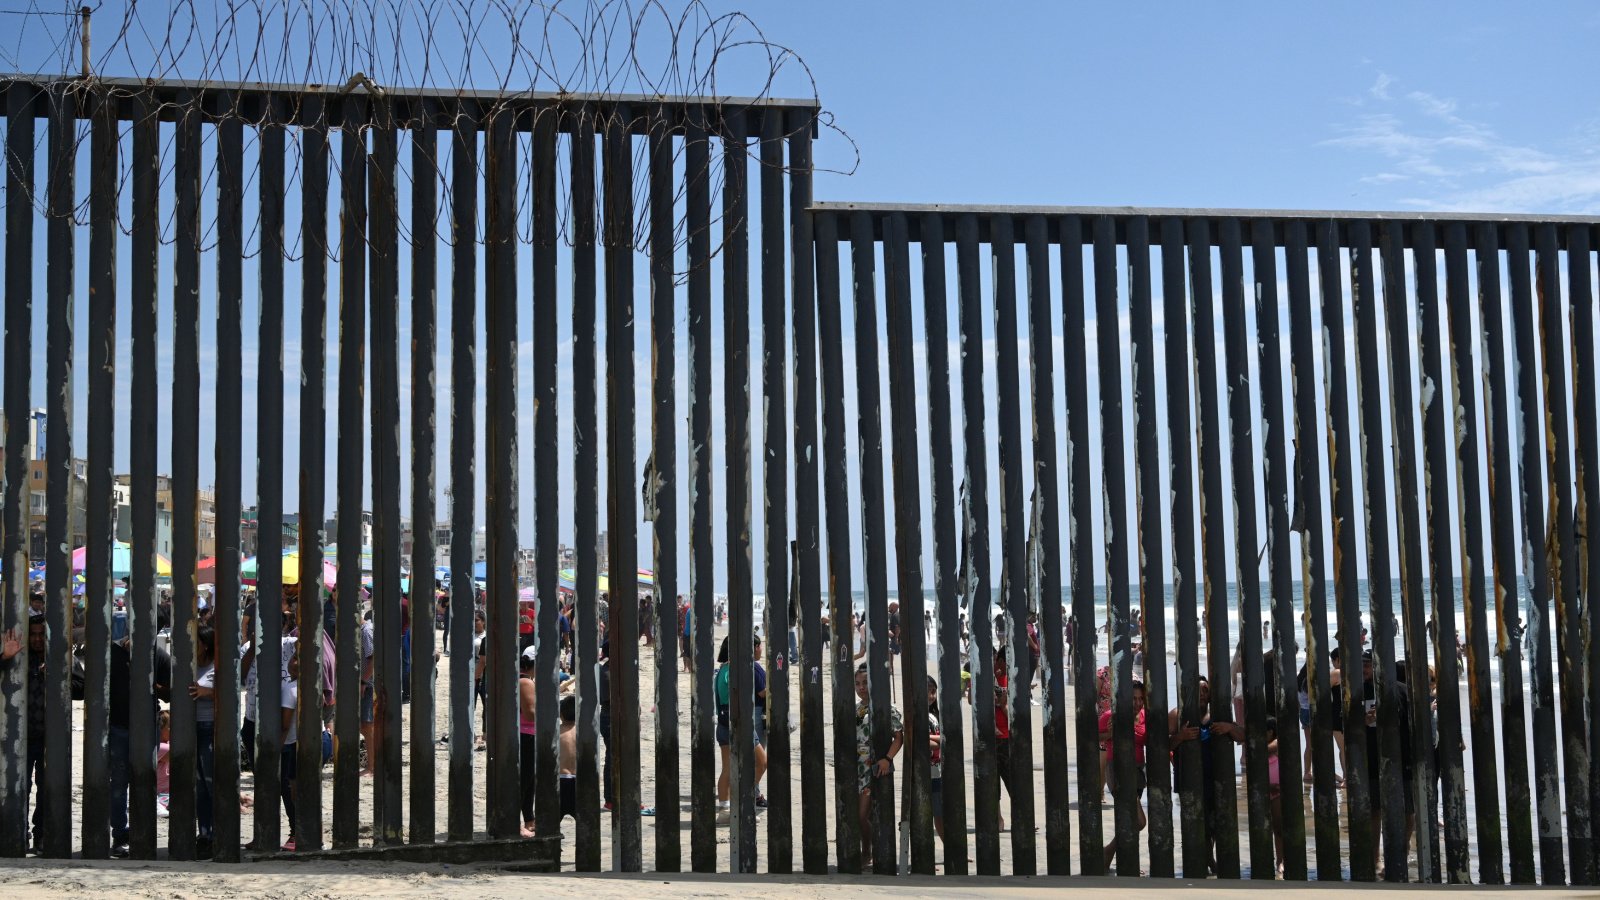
[0,74,819,136]
[810,201,1600,247]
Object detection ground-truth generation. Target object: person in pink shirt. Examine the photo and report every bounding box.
[1099,680,1148,871]
[155,710,172,816]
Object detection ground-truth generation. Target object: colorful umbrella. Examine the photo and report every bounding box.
[323,544,373,573]
[557,568,655,594]
[70,542,173,578]
[242,550,337,587]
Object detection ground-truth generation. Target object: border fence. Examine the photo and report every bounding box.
[0,74,1596,885]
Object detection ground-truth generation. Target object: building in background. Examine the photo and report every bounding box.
[240,507,300,558]
[113,473,175,561]
[324,511,375,551]
[24,457,88,561]
[197,488,216,560]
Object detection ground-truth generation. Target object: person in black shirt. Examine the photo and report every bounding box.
[3,612,47,852]
[103,618,173,857]
[1359,649,1414,878]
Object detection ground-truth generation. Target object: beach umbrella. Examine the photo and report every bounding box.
[70,542,173,579]
[557,568,656,594]
[323,544,374,573]
[242,550,337,587]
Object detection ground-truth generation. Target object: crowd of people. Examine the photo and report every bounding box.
[2,574,1443,875]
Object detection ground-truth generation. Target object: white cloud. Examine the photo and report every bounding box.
[1326,77,1600,213]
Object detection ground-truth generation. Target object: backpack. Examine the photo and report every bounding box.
[714,662,731,707]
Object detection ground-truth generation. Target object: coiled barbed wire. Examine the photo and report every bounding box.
[1,0,858,275]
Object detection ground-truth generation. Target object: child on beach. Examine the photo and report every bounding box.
[855,663,903,869]
[927,676,944,839]
[1266,715,1285,874]
[156,710,172,817]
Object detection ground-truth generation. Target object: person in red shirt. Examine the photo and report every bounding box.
[1099,680,1148,870]
[994,647,1016,831]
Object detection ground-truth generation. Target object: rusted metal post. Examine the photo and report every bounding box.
[213,98,245,863]
[647,106,681,873]
[41,84,75,862]
[1530,223,1590,883]
[1252,219,1307,880]
[1217,218,1273,878]
[482,101,520,843]
[1189,217,1242,878]
[409,97,439,846]
[1128,215,1174,877]
[725,114,758,874]
[919,212,967,875]
[1379,221,1438,880]
[530,107,560,841]
[1473,222,1536,883]
[1412,222,1470,882]
[254,94,286,854]
[849,209,896,873]
[790,112,828,878]
[447,101,478,843]
[955,212,999,876]
[1318,221,1374,880]
[127,91,161,861]
[1094,215,1140,875]
[1061,215,1103,874]
[1027,214,1071,876]
[759,108,793,876]
[0,82,30,862]
[1565,222,1600,887]
[1283,219,1342,879]
[296,95,330,854]
[1161,217,1207,879]
[333,96,368,851]
[1351,221,1410,880]
[992,214,1036,876]
[168,94,201,860]
[685,107,718,873]
[368,100,404,846]
[82,84,118,862]
[884,211,935,876]
[571,105,602,871]
[1441,222,1505,883]
[815,210,861,874]
[604,104,643,872]
[1505,224,1564,881]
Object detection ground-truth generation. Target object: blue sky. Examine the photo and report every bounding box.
[3,1,1597,594]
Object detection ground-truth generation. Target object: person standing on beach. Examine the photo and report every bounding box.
[188,625,219,856]
[518,649,538,837]
[714,633,770,823]
[277,638,303,852]
[106,614,173,857]
[358,612,376,776]
[1101,680,1149,871]
[1,612,47,852]
[854,662,903,869]
[1168,675,1242,874]
[678,595,693,674]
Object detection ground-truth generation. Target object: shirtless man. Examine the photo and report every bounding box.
[559,694,578,821]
